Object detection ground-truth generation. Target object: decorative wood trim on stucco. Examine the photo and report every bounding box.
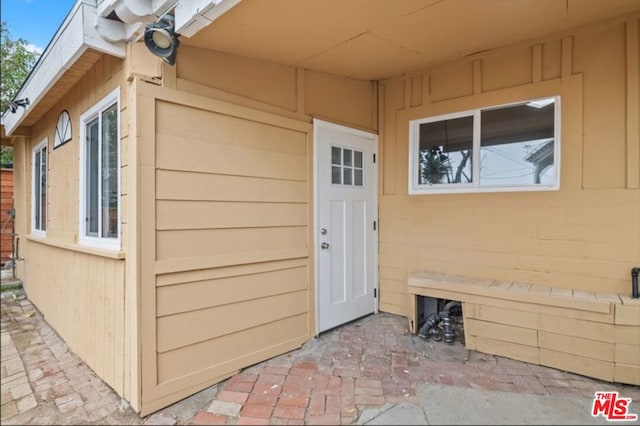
[533,44,543,83]
[561,36,573,77]
[626,18,640,189]
[473,60,482,95]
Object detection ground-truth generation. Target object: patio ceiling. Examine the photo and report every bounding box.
[183,0,640,80]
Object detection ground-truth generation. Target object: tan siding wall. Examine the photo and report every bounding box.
[133,45,375,414]
[175,45,376,132]
[177,45,298,112]
[28,54,127,244]
[25,241,126,390]
[135,80,314,414]
[16,54,135,402]
[379,17,640,316]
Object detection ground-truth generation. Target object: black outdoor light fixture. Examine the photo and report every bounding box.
[8,98,30,113]
[144,13,179,65]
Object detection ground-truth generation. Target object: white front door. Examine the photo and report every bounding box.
[314,119,378,333]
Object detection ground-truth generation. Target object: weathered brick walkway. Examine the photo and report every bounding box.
[1,290,144,425]
[1,287,639,425]
[191,314,640,425]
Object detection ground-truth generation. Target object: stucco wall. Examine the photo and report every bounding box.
[378,16,640,316]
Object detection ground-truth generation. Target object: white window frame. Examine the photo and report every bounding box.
[409,96,561,195]
[31,138,48,237]
[78,87,121,251]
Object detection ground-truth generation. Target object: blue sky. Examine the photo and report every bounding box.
[1,0,77,52]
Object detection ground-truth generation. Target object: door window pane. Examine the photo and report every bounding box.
[332,147,341,165]
[332,166,342,184]
[354,169,363,186]
[344,149,353,166]
[354,151,363,168]
[343,167,353,185]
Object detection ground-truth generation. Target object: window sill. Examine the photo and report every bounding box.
[409,184,560,195]
[26,235,125,259]
[31,230,46,238]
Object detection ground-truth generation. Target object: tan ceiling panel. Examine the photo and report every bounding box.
[372,0,568,59]
[298,32,422,80]
[185,0,443,65]
[567,0,640,26]
[182,0,640,81]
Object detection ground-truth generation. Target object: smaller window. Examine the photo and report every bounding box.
[32,139,47,236]
[409,96,560,194]
[331,146,364,187]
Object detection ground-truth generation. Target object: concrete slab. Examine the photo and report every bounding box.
[358,402,428,425]
[417,383,640,425]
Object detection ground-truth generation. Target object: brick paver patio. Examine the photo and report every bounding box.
[1,287,638,425]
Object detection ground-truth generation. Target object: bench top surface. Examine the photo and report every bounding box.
[407,271,639,314]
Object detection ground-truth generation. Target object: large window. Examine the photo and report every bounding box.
[31,139,47,236]
[409,97,560,194]
[79,88,120,250]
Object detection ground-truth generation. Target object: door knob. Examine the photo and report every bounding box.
[321,242,330,249]
[320,228,327,235]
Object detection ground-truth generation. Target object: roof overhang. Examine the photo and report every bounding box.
[0,124,30,147]
[1,0,244,137]
[93,0,242,42]
[1,1,126,137]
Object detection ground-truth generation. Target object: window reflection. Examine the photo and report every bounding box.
[480,101,555,186]
[418,116,473,185]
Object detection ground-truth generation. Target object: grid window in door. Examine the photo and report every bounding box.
[331,146,364,187]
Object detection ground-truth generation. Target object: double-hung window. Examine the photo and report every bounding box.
[79,88,120,250]
[32,139,47,236]
[409,96,560,194]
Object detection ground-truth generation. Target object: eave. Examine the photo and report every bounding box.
[1,1,126,137]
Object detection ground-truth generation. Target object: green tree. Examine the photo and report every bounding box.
[1,21,39,167]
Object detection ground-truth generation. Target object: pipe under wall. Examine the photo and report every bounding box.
[417,300,462,344]
[440,301,462,345]
[418,312,441,340]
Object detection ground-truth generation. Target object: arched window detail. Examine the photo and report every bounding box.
[54,110,72,148]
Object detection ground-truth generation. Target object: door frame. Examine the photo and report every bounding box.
[313,118,379,335]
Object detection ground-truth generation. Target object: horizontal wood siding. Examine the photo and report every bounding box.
[139,83,313,413]
[157,314,308,383]
[25,240,126,393]
[17,54,134,403]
